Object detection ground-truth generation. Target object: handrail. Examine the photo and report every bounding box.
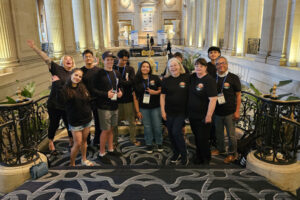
[238,91,300,164]
[0,96,49,167]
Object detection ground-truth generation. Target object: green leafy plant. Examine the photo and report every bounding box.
[249,80,299,100]
[182,52,200,71]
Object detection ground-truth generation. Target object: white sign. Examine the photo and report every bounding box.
[157,30,166,45]
[142,7,154,32]
[131,30,139,46]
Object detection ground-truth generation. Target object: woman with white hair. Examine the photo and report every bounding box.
[160,57,190,166]
[27,40,74,154]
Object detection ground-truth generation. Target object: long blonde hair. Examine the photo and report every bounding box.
[60,55,76,69]
[164,57,186,78]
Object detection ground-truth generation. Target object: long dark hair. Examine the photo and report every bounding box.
[134,61,152,84]
[64,68,90,101]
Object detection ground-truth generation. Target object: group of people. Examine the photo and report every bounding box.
[27,40,241,167]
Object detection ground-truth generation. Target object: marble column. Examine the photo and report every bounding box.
[187,0,196,46]
[72,0,87,52]
[235,0,247,56]
[181,3,188,46]
[61,0,77,55]
[90,0,100,50]
[83,0,94,50]
[101,0,109,47]
[205,0,220,49]
[107,0,114,47]
[97,0,104,50]
[286,0,300,67]
[255,0,276,63]
[197,0,207,49]
[266,0,291,66]
[222,0,231,52]
[0,0,18,67]
[44,0,65,59]
[226,0,238,55]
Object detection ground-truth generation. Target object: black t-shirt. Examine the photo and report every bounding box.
[93,69,123,110]
[48,61,72,109]
[134,75,161,109]
[60,85,92,126]
[81,66,100,98]
[207,62,217,79]
[161,73,190,117]
[113,65,135,103]
[215,72,241,116]
[188,73,217,119]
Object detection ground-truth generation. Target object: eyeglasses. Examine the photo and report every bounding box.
[216,62,227,66]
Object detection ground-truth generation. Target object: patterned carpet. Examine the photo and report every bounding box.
[2,134,297,200]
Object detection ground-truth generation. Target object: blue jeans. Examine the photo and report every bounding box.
[140,107,162,145]
[166,115,187,158]
[214,114,237,155]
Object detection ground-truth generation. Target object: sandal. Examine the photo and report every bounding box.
[50,150,59,156]
[133,141,141,147]
[81,159,94,166]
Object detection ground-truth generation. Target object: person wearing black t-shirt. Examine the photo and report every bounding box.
[93,51,123,164]
[188,58,217,165]
[113,50,139,146]
[207,46,221,152]
[81,49,101,147]
[27,40,73,154]
[58,69,94,167]
[133,61,162,153]
[214,56,241,164]
[161,57,190,166]
[207,46,220,78]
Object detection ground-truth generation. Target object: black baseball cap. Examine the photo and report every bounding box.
[102,51,114,60]
[208,46,221,54]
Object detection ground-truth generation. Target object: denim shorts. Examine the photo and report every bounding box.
[68,120,92,132]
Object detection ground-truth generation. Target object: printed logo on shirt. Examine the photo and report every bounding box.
[179,82,186,88]
[224,82,230,89]
[196,83,204,91]
[150,80,155,86]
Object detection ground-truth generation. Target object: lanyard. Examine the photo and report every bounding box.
[117,66,126,78]
[106,70,118,90]
[216,74,228,93]
[143,78,150,91]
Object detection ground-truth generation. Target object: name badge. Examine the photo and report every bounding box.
[143,93,150,104]
[217,93,226,104]
[125,73,129,80]
[111,90,117,101]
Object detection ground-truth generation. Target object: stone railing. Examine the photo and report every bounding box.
[238,91,300,164]
[0,96,49,167]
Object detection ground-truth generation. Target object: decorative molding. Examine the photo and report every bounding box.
[119,0,131,9]
[164,0,176,8]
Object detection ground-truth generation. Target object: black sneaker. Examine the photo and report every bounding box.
[181,156,189,166]
[97,154,111,164]
[157,145,163,152]
[107,150,122,157]
[146,145,153,154]
[170,154,181,163]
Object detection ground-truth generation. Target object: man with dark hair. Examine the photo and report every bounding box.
[207,46,221,78]
[214,56,241,164]
[161,52,189,77]
[113,49,140,146]
[207,46,221,152]
[81,49,101,147]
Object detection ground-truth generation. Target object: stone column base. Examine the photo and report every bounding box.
[0,152,48,194]
[247,151,300,195]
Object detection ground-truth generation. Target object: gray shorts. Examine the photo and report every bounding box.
[98,109,118,130]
